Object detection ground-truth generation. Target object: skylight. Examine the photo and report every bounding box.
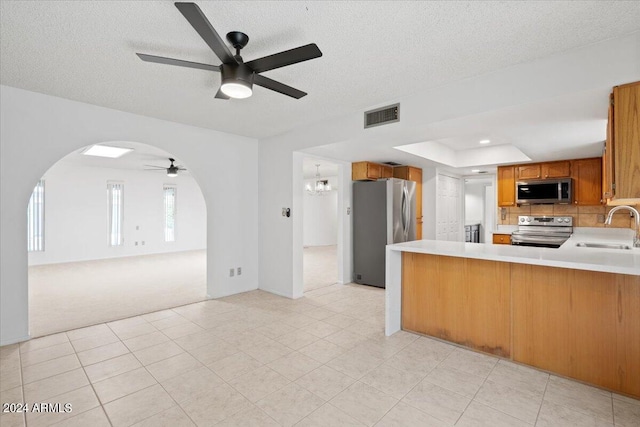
[82,144,133,158]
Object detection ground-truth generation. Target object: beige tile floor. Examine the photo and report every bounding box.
[1,283,638,426]
[303,245,338,292]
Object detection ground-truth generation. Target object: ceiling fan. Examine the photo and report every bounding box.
[136,2,323,99]
[144,158,187,177]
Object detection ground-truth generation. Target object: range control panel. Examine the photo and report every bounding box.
[518,216,573,226]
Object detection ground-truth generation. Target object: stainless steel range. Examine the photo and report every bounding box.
[511,216,573,248]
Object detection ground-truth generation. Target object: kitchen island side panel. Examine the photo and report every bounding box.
[511,264,640,398]
[401,252,511,357]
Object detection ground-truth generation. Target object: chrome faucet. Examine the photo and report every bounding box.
[605,205,640,248]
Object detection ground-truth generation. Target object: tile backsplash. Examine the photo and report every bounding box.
[498,205,636,229]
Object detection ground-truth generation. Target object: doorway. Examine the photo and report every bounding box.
[463,175,496,243]
[27,141,208,337]
[302,158,340,292]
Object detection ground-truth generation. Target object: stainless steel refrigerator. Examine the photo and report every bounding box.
[353,178,416,288]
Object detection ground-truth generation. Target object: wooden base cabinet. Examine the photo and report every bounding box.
[511,265,640,398]
[401,253,640,398]
[402,253,511,357]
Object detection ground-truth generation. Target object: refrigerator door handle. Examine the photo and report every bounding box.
[402,183,409,240]
[401,184,407,237]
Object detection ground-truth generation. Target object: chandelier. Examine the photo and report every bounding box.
[306,164,332,195]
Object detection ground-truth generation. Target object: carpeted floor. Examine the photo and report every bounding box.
[28,250,207,337]
[303,245,338,292]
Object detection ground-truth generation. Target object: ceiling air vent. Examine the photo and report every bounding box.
[364,103,399,129]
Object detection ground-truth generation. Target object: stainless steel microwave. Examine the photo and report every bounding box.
[516,179,573,204]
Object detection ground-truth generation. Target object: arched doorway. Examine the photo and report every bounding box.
[27,141,207,336]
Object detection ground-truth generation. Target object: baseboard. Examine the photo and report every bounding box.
[0,334,31,347]
[258,287,293,299]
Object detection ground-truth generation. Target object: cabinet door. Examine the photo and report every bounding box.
[572,158,603,206]
[517,164,541,180]
[498,166,516,207]
[613,81,640,200]
[367,162,381,179]
[603,94,615,199]
[541,161,571,178]
[392,166,408,180]
[380,165,393,178]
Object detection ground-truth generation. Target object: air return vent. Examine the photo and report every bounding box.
[364,103,399,129]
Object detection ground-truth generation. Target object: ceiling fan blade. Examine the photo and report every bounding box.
[254,74,307,99]
[143,165,166,169]
[246,43,322,74]
[214,87,230,99]
[136,53,220,72]
[174,2,236,65]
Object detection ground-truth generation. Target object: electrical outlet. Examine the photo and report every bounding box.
[597,214,605,223]
[229,268,234,277]
[135,241,138,246]
[141,241,145,245]
[237,267,242,275]
[136,225,140,230]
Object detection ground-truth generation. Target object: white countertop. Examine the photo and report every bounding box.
[388,228,640,276]
[491,225,517,234]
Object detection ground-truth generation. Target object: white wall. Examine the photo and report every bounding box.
[258,34,639,299]
[1,86,259,345]
[465,182,485,225]
[28,164,206,266]
[303,176,338,247]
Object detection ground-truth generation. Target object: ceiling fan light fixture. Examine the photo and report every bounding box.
[167,167,179,177]
[220,63,254,99]
[220,81,253,99]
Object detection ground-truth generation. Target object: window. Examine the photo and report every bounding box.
[107,182,124,246]
[164,185,176,242]
[27,179,45,252]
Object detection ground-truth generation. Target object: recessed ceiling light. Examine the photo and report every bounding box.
[82,145,133,158]
[479,139,491,144]
[471,169,480,173]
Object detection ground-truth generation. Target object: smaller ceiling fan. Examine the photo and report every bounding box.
[144,158,186,177]
[136,2,322,99]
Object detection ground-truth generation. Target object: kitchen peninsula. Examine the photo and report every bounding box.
[385,236,640,398]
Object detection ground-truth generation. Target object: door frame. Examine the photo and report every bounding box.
[292,152,352,298]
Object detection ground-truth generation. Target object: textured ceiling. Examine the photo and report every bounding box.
[2,1,640,140]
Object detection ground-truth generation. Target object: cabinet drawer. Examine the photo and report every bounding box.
[493,234,512,245]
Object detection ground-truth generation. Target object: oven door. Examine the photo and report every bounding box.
[511,232,568,248]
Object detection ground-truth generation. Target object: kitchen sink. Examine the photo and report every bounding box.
[575,242,632,250]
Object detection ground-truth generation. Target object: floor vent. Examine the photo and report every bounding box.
[364,103,399,129]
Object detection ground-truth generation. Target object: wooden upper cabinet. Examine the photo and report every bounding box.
[517,161,571,180]
[541,161,571,178]
[517,164,541,180]
[380,164,393,178]
[612,81,640,202]
[352,161,384,181]
[497,166,516,207]
[603,94,615,200]
[393,166,423,239]
[572,158,603,206]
